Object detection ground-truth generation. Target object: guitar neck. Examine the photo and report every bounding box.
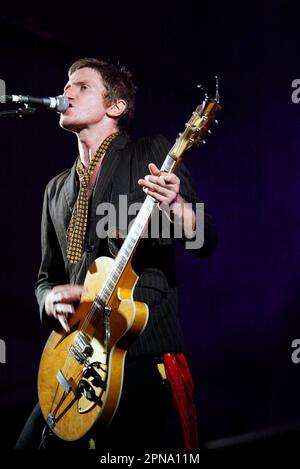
[98,152,178,304]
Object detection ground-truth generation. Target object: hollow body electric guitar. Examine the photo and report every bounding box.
[38,89,221,441]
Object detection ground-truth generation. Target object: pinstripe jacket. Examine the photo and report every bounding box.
[36,134,218,357]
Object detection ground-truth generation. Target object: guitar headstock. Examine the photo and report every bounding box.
[171,79,222,161]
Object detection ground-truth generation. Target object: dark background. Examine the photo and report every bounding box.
[1,0,300,450]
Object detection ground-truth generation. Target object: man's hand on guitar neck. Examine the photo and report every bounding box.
[138,163,196,239]
[45,285,84,333]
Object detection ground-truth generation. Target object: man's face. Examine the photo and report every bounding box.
[60,67,110,132]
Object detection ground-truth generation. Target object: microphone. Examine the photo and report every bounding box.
[0,94,69,113]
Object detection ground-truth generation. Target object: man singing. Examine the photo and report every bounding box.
[16,58,218,449]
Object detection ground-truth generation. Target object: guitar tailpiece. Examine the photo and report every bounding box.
[46,413,55,429]
[39,423,55,449]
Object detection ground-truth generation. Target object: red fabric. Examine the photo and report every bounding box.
[163,353,199,449]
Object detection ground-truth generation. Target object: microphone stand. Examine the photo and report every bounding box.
[0,106,37,118]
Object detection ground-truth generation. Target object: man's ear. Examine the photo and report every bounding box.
[106,99,127,118]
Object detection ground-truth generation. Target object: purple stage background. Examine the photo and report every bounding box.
[1,1,300,449]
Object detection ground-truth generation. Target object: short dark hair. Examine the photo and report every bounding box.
[68,58,137,133]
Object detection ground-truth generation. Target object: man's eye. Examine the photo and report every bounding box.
[81,84,88,90]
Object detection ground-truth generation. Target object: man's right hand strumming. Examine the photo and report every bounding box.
[45,285,84,332]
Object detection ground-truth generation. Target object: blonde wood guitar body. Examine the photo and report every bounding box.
[38,256,148,441]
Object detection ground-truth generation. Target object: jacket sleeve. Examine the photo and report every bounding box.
[147,134,218,257]
[35,182,69,326]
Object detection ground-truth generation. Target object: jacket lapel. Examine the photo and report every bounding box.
[91,134,128,209]
[87,135,129,250]
[63,159,78,217]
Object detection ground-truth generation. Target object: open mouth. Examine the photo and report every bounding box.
[63,103,74,113]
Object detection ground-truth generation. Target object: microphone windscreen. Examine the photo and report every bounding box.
[56,95,69,113]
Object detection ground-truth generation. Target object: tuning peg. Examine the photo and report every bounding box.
[207,129,212,135]
[201,140,206,145]
[215,119,218,125]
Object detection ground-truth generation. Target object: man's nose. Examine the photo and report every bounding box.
[64,87,76,100]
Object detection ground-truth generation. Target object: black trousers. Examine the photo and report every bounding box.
[15,355,183,450]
